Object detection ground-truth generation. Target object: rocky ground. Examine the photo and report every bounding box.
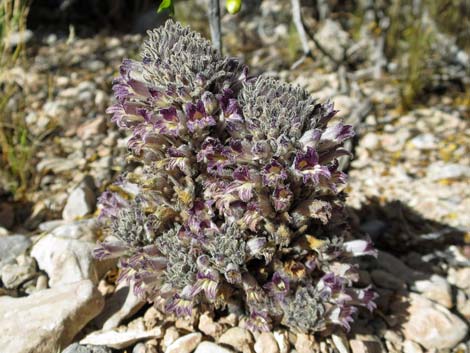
[0,3,469,353]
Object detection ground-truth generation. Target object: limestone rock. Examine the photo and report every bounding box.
[411,275,452,308]
[395,293,468,349]
[80,327,163,350]
[0,280,104,353]
[255,332,280,353]
[195,342,235,353]
[165,333,202,353]
[218,327,254,353]
[62,178,96,221]
[0,254,37,289]
[94,284,145,330]
[0,234,31,269]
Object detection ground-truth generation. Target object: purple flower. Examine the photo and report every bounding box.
[191,268,220,300]
[343,239,377,257]
[154,107,181,136]
[264,272,290,301]
[261,160,288,186]
[271,185,293,212]
[293,147,331,184]
[184,100,216,132]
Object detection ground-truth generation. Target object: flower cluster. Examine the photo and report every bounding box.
[95,20,377,334]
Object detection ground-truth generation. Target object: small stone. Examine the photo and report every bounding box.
[448,267,470,289]
[411,275,452,308]
[94,283,145,330]
[80,327,163,350]
[394,293,468,349]
[0,254,37,289]
[410,133,437,150]
[349,339,382,353]
[295,333,317,353]
[144,306,164,329]
[332,333,350,353]
[361,133,380,150]
[77,116,107,140]
[0,234,31,269]
[198,312,224,338]
[165,332,202,353]
[456,290,470,320]
[62,178,96,221]
[0,280,104,353]
[62,343,112,353]
[273,330,290,353]
[218,327,254,353]
[255,332,280,353]
[160,326,180,352]
[403,341,423,353]
[31,234,101,287]
[427,162,470,181]
[195,342,235,353]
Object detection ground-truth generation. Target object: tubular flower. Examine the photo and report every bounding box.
[94,20,377,335]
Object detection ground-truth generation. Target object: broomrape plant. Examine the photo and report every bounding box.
[94,20,377,333]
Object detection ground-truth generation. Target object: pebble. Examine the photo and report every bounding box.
[294,333,318,353]
[0,280,103,353]
[62,178,96,221]
[349,339,382,353]
[255,332,280,353]
[0,234,31,269]
[62,343,112,353]
[31,231,114,287]
[273,330,290,353]
[160,326,180,352]
[394,293,468,349]
[402,341,423,353]
[195,342,235,353]
[80,327,163,350]
[411,275,452,308]
[94,283,145,330]
[331,333,350,353]
[448,267,470,289]
[218,327,254,353]
[198,312,224,338]
[0,254,37,289]
[165,332,202,353]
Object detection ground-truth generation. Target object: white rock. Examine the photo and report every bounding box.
[349,339,382,353]
[195,342,235,353]
[295,333,317,353]
[273,330,290,353]
[62,182,96,221]
[94,283,145,330]
[255,332,280,353]
[0,255,37,289]
[411,275,452,308]
[410,133,437,150]
[397,293,468,349]
[218,327,254,353]
[403,340,423,353]
[332,333,350,353]
[0,280,104,353]
[448,267,470,289]
[31,232,113,287]
[198,312,224,338]
[0,234,31,268]
[80,327,163,350]
[427,162,470,181]
[165,332,202,353]
[160,326,180,352]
